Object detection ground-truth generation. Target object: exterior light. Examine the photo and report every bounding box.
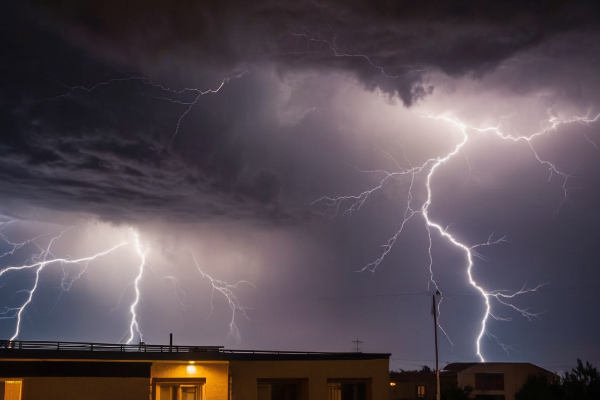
[390,382,396,386]
[186,365,197,374]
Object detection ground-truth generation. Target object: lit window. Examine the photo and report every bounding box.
[327,380,370,400]
[417,384,426,398]
[1,380,22,400]
[154,379,204,400]
[257,379,304,400]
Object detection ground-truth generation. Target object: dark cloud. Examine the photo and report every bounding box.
[26,0,600,105]
[1,0,600,368]
[2,1,599,225]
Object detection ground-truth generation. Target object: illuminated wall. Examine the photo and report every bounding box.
[21,377,149,400]
[230,358,390,400]
[0,351,388,400]
[152,361,229,400]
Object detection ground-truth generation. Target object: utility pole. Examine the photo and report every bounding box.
[432,292,441,400]
[352,339,363,353]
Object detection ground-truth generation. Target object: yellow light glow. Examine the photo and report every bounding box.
[390,382,396,386]
[186,365,197,374]
[4,380,22,400]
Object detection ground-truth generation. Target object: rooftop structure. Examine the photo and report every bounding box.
[0,340,391,400]
[444,362,558,400]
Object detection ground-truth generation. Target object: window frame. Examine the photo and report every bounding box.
[152,378,206,400]
[327,378,372,400]
[257,378,307,400]
[474,373,504,391]
[416,384,426,398]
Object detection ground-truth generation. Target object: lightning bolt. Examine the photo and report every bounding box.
[144,72,248,140]
[190,252,253,343]
[119,234,254,343]
[293,6,600,360]
[0,223,128,341]
[125,230,147,344]
[1,221,253,344]
[41,9,600,357]
[316,109,600,361]
[51,70,247,140]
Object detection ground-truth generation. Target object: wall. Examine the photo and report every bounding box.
[22,377,149,400]
[456,363,556,400]
[390,371,450,400]
[152,361,229,400]
[230,358,390,400]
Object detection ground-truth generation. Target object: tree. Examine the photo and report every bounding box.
[515,359,600,400]
[515,374,563,400]
[440,382,472,400]
[563,359,600,400]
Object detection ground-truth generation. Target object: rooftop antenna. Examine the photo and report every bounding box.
[352,339,363,353]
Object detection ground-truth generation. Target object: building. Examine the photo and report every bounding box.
[389,369,456,400]
[0,340,390,400]
[444,362,558,400]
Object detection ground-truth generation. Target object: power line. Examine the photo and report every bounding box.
[317,283,600,300]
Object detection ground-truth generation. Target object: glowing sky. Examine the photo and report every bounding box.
[1,0,600,372]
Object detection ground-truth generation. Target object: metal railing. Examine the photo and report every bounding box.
[0,340,222,353]
[0,340,369,356]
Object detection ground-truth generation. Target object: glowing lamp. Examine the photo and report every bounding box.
[186,365,197,374]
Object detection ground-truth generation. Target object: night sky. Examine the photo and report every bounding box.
[1,0,600,373]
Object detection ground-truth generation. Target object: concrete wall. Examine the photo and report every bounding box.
[230,359,389,400]
[22,377,149,400]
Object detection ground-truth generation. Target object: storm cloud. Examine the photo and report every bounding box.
[1,0,600,370]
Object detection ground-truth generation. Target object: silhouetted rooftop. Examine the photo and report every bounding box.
[0,340,390,362]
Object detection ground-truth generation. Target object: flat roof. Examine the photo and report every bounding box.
[0,340,390,362]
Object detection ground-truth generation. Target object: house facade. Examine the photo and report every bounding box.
[444,362,558,400]
[0,340,390,400]
[389,370,456,400]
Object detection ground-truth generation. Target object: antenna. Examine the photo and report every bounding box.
[352,339,363,353]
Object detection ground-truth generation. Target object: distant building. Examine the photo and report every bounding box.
[0,340,390,400]
[444,362,558,400]
[389,369,455,400]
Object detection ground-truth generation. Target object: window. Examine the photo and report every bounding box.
[257,379,305,400]
[153,379,205,400]
[159,385,198,400]
[417,384,426,398]
[475,373,504,391]
[328,379,371,400]
[0,380,22,400]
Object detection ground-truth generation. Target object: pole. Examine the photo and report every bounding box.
[433,294,441,400]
